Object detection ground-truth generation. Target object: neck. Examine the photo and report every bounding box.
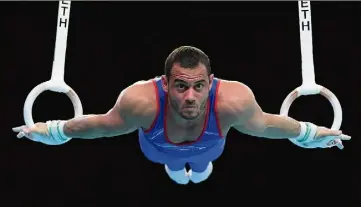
[167,101,206,128]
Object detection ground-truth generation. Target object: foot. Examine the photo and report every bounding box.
[188,162,213,183]
[165,165,190,185]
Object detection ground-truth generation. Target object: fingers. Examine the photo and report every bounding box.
[12,126,25,132]
[336,144,344,150]
[324,139,343,149]
[17,132,25,138]
[334,134,350,150]
[335,139,344,150]
[315,128,341,140]
[321,129,342,138]
[328,129,342,136]
[338,134,351,140]
[13,126,26,139]
[12,125,31,134]
[17,131,33,139]
[316,128,350,141]
[13,125,33,140]
[325,136,349,150]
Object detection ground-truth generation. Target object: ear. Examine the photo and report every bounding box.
[161,75,168,93]
[208,74,214,91]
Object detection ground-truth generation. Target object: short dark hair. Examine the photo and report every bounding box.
[164,46,211,79]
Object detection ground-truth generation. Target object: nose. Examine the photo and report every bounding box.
[184,89,196,103]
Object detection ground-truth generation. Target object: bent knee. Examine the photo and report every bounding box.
[189,162,213,183]
[165,165,190,185]
[188,161,210,172]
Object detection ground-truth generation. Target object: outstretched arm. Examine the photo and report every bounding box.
[13,81,155,142]
[217,81,351,149]
[221,81,350,141]
[230,83,301,139]
[219,81,349,149]
[63,83,150,139]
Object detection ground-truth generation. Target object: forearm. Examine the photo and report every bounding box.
[258,113,301,139]
[237,113,301,139]
[63,114,120,139]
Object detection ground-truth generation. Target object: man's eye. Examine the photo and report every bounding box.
[177,84,186,89]
[195,84,203,90]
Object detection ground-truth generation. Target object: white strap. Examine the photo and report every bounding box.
[47,120,71,142]
[289,122,318,148]
[293,121,308,140]
[297,122,317,143]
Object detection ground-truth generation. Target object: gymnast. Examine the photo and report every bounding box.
[13,46,351,185]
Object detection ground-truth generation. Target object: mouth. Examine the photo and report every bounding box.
[183,106,197,109]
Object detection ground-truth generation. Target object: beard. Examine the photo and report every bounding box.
[169,97,208,120]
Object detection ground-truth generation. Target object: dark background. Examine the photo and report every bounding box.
[1,1,360,206]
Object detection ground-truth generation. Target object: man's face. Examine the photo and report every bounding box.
[162,63,213,120]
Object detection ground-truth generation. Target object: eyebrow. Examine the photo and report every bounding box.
[174,79,206,84]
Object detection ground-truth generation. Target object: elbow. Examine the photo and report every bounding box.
[96,113,131,137]
[248,112,269,135]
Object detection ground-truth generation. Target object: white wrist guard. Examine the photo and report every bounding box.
[288,122,318,148]
[45,120,72,145]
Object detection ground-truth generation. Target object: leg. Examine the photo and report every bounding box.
[164,162,189,185]
[138,135,189,184]
[188,162,213,183]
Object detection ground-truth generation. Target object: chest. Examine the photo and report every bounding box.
[164,122,231,144]
[166,124,204,143]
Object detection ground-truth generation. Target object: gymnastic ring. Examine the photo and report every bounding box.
[280,85,342,130]
[23,80,83,128]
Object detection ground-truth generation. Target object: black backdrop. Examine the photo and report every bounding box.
[2,2,360,206]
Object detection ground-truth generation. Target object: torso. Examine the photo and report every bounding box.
[138,77,231,162]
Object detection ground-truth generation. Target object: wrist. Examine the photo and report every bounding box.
[291,122,317,143]
[292,122,308,141]
[58,121,71,140]
[47,120,72,142]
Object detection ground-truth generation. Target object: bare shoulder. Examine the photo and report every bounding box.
[114,79,158,127]
[216,79,255,124]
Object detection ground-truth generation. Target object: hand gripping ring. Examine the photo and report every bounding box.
[23,80,83,128]
[280,85,342,131]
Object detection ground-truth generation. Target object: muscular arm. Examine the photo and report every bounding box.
[225,82,301,139]
[63,82,154,139]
